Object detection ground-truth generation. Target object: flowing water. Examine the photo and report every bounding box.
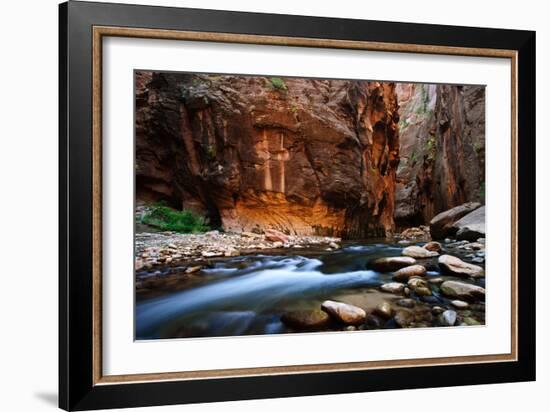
[135,241,484,339]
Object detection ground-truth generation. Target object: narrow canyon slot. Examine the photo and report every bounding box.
[134,71,486,339]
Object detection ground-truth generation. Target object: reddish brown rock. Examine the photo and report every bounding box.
[136,72,400,238]
[394,83,485,228]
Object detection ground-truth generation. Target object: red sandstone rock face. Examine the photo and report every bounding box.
[136,72,400,238]
[394,83,485,227]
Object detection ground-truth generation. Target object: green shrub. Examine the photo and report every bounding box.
[206,144,216,159]
[268,77,287,91]
[141,204,210,233]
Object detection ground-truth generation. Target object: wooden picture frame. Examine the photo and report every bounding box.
[59,1,536,410]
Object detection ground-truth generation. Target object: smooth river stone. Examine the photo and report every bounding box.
[281,309,331,329]
[440,310,457,326]
[373,301,394,319]
[369,256,416,272]
[380,282,405,294]
[440,280,486,301]
[438,254,484,278]
[393,264,427,282]
[321,300,366,325]
[402,245,439,259]
[424,241,443,252]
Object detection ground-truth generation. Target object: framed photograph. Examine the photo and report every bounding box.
[59,1,536,410]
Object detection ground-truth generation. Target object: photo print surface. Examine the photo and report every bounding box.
[134,71,486,340]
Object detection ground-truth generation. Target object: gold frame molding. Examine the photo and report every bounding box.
[92,26,518,386]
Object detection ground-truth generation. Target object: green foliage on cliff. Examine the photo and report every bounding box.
[141,204,210,233]
[268,77,288,91]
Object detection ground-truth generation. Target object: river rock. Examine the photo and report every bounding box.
[432,306,445,315]
[438,254,484,278]
[281,309,330,329]
[380,282,405,294]
[453,206,486,241]
[373,301,394,319]
[429,202,481,239]
[463,317,481,326]
[321,300,366,325]
[415,286,432,296]
[402,245,439,258]
[393,264,427,282]
[364,314,383,329]
[440,280,486,300]
[394,311,415,328]
[423,241,442,252]
[396,298,416,308]
[440,310,457,326]
[185,265,202,274]
[264,229,290,243]
[451,300,469,309]
[368,256,416,272]
[408,277,428,290]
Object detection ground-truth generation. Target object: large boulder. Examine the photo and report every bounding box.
[321,300,366,325]
[402,245,439,258]
[429,202,481,239]
[438,254,484,278]
[453,206,485,241]
[368,256,416,272]
[440,280,485,301]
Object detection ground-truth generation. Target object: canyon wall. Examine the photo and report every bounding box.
[136,72,400,238]
[394,83,485,228]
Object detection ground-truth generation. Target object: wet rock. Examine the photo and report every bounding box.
[408,277,428,290]
[428,277,445,285]
[429,202,481,239]
[393,264,427,282]
[424,241,442,252]
[432,306,445,315]
[329,242,340,249]
[364,314,384,329]
[440,310,457,326]
[415,286,432,296]
[394,310,415,328]
[402,245,439,258]
[463,317,481,326]
[396,298,416,308]
[438,254,484,278]
[368,256,416,272]
[451,300,470,309]
[321,300,366,325]
[373,301,394,319]
[345,325,357,331]
[281,309,331,329]
[403,287,411,297]
[440,280,486,300]
[453,206,486,241]
[185,265,202,274]
[380,282,405,294]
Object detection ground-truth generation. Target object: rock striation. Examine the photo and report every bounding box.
[136,72,401,238]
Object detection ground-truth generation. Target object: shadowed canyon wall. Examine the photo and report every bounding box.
[135,72,485,238]
[394,83,485,228]
[136,72,400,238]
